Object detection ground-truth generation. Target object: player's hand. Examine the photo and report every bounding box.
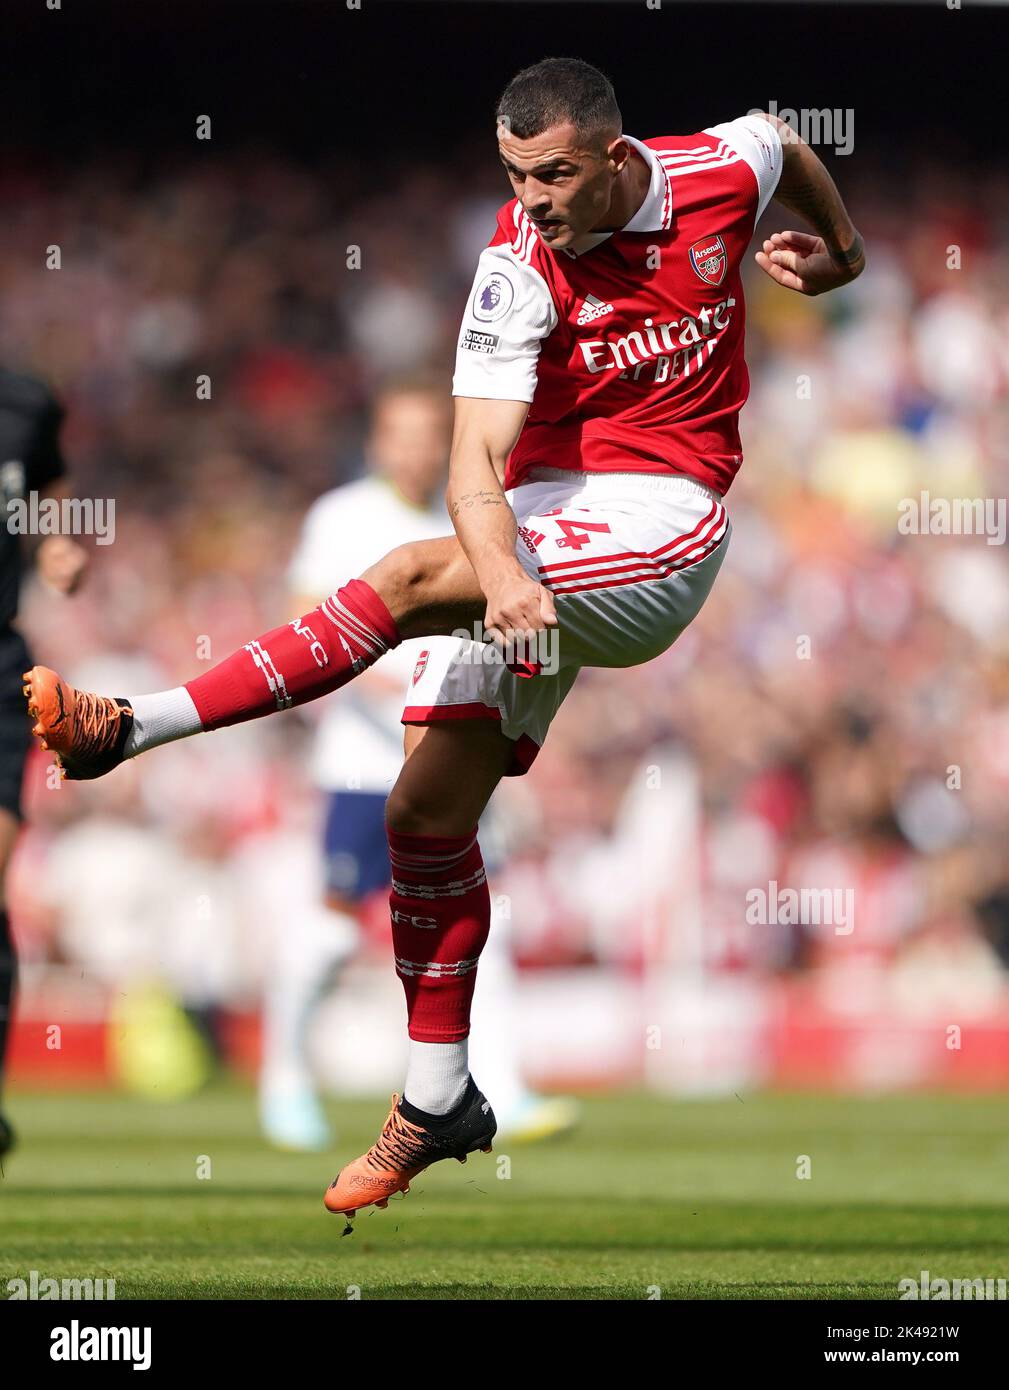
[755,229,864,296]
[482,568,558,656]
[36,535,88,595]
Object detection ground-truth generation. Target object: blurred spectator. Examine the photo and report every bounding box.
[3,144,1008,1034]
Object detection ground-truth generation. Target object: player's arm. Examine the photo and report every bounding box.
[447,396,556,645]
[26,390,88,596]
[35,527,88,596]
[752,112,865,295]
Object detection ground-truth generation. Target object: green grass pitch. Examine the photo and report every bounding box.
[3,1088,1007,1299]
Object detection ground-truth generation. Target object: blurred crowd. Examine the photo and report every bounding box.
[3,141,1009,1026]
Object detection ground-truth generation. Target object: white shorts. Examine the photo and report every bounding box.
[402,469,730,774]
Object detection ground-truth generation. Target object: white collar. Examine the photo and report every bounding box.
[620,135,669,232]
[562,134,668,258]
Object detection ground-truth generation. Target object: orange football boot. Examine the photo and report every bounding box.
[23,665,134,781]
[324,1077,496,1218]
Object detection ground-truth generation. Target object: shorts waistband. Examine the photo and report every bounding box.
[523,467,724,504]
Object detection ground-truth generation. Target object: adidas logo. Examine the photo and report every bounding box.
[576,293,614,326]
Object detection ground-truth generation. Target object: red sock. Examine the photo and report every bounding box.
[387,827,491,1043]
[185,579,400,730]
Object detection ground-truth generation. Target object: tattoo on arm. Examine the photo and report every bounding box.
[777,177,846,242]
[826,233,864,268]
[449,490,506,520]
[775,141,863,266]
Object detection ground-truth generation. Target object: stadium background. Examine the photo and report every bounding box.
[3,0,1008,1103]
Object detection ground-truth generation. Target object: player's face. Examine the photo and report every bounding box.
[368,392,449,504]
[497,119,623,249]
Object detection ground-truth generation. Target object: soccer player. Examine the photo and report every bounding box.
[25,58,864,1214]
[0,368,85,1156]
[258,369,453,1150]
[260,373,453,1150]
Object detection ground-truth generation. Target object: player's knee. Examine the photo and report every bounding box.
[392,540,433,590]
[385,781,439,837]
[386,761,478,837]
[368,541,438,608]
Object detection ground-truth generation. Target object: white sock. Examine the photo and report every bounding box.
[465,906,526,1118]
[404,1039,469,1115]
[261,906,359,1100]
[124,688,203,757]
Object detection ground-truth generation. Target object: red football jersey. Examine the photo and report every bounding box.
[453,116,782,496]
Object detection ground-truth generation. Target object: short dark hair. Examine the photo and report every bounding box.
[374,368,450,404]
[373,368,451,416]
[495,57,622,146]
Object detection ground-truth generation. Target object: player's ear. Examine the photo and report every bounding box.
[604,133,630,173]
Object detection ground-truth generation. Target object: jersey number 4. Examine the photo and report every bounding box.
[541,510,613,551]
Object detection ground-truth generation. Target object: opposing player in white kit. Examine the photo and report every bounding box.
[261,373,578,1150]
[26,57,864,1218]
[259,374,453,1150]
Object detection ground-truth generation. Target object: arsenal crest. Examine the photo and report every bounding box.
[689,234,727,286]
[412,650,429,685]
